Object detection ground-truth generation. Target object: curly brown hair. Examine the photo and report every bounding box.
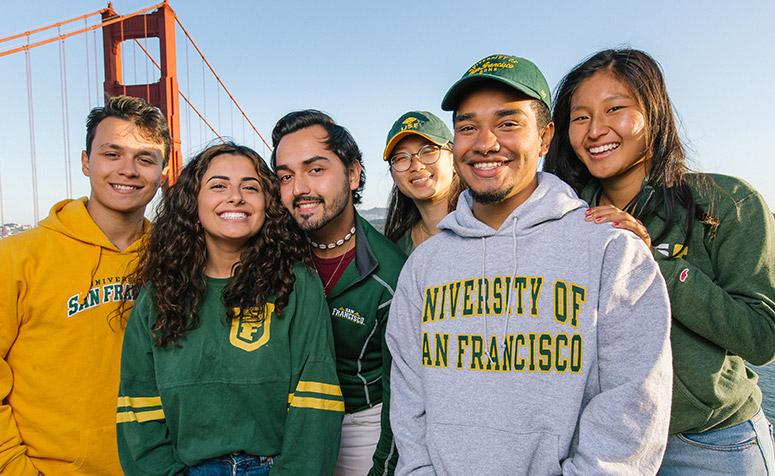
[130,142,309,347]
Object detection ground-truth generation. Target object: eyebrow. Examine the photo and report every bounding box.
[275,155,331,172]
[205,175,260,184]
[455,108,528,123]
[99,143,160,157]
[570,93,632,112]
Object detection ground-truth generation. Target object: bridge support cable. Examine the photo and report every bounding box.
[25,44,39,225]
[58,28,73,198]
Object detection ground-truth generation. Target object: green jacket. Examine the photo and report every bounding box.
[117,264,343,475]
[581,173,775,433]
[394,227,415,257]
[329,212,406,476]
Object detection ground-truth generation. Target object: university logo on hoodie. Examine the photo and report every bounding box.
[229,304,274,351]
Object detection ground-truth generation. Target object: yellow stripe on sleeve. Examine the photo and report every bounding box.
[117,396,162,409]
[290,396,345,412]
[295,381,343,397]
[116,408,166,424]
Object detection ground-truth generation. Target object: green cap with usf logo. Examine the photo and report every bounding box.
[383,110,453,161]
[441,54,551,112]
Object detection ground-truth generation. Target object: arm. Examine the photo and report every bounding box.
[270,272,344,476]
[367,289,399,476]
[655,191,775,365]
[563,236,673,475]
[116,291,187,476]
[385,266,435,476]
[0,244,39,476]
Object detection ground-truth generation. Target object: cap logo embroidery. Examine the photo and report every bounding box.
[467,55,517,76]
[401,117,419,131]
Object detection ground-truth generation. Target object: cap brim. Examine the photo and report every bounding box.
[441,74,541,111]
[383,131,450,161]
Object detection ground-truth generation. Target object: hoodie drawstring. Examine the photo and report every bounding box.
[484,218,520,364]
[80,246,103,305]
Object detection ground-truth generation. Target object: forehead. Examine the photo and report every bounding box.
[456,86,536,121]
[92,116,163,150]
[275,124,341,169]
[203,153,258,178]
[571,71,637,106]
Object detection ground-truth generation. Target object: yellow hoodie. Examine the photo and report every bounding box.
[0,198,148,475]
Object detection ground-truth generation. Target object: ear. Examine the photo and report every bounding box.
[81,150,90,177]
[348,160,362,192]
[539,122,555,157]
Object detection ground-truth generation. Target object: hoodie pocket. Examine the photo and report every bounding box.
[426,421,562,476]
[671,373,713,432]
[59,425,119,473]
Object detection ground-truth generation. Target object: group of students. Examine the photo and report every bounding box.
[1,47,773,476]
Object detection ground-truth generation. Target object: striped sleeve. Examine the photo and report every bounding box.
[289,380,345,412]
[116,290,186,476]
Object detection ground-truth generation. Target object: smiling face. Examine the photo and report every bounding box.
[197,153,266,253]
[569,71,649,188]
[389,135,455,204]
[453,86,553,222]
[81,116,164,222]
[274,125,360,238]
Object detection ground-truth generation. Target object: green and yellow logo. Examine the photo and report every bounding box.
[401,117,419,131]
[229,303,274,351]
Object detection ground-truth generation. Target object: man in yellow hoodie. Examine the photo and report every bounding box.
[0,96,170,475]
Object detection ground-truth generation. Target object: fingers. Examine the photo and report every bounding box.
[585,206,652,248]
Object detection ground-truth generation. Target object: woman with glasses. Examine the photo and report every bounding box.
[383,111,463,256]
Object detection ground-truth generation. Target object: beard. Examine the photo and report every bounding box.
[292,181,351,233]
[468,184,514,205]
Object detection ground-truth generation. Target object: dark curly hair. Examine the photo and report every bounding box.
[130,142,309,347]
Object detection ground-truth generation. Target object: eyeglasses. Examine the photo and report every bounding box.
[389,144,448,172]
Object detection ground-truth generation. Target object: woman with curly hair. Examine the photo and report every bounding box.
[544,48,775,475]
[116,142,344,476]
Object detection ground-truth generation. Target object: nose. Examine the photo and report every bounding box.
[227,185,244,204]
[408,154,426,173]
[292,174,310,197]
[117,157,140,178]
[587,113,608,140]
[472,128,499,156]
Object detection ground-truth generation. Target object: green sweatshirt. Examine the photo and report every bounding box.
[581,173,775,433]
[117,264,344,475]
[394,228,415,257]
[329,213,406,476]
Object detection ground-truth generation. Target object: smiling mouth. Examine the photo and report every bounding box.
[410,176,431,185]
[112,184,141,191]
[472,161,504,170]
[219,212,248,220]
[588,143,620,155]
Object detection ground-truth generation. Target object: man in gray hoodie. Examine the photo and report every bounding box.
[385,54,673,475]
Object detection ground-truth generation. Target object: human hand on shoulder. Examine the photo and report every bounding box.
[585,205,653,253]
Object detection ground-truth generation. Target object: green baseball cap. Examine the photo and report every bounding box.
[383,110,453,161]
[441,54,551,112]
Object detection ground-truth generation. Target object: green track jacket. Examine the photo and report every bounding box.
[328,212,406,476]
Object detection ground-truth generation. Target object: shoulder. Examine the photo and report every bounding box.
[688,173,762,205]
[0,225,57,260]
[360,217,407,274]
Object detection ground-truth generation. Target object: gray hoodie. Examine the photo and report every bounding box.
[386,172,672,476]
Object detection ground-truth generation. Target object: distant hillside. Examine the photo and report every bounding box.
[358,207,387,232]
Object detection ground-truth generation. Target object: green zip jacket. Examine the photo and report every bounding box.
[329,212,406,476]
[117,264,344,475]
[394,228,415,257]
[582,173,775,433]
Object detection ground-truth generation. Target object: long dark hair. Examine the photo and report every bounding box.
[544,48,717,248]
[130,142,308,347]
[383,153,464,243]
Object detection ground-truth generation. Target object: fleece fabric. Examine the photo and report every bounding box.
[581,173,775,434]
[117,265,343,475]
[0,197,146,476]
[386,172,673,476]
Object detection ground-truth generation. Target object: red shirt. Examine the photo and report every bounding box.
[311,247,356,297]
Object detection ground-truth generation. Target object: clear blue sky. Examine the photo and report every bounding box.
[1,0,773,225]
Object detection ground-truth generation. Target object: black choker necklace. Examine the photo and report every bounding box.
[308,226,356,250]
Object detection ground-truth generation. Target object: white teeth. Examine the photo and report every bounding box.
[113,184,139,190]
[473,162,501,170]
[589,143,619,154]
[219,212,247,220]
[297,202,319,210]
[410,177,429,184]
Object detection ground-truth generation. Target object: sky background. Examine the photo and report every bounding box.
[1,0,773,225]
